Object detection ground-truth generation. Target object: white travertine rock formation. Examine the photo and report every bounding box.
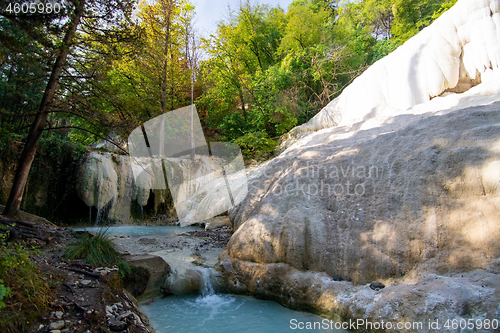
[290,0,500,136]
[218,0,500,330]
[77,153,118,210]
[76,152,246,224]
[76,152,171,223]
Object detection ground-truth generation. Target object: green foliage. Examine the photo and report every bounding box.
[24,136,87,221]
[334,0,458,64]
[0,17,50,135]
[0,280,10,309]
[0,233,52,332]
[199,0,362,157]
[372,39,401,63]
[432,0,458,20]
[389,0,457,42]
[279,1,330,54]
[117,260,132,279]
[234,131,277,160]
[65,229,120,266]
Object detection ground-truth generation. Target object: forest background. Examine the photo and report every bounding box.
[0,0,457,216]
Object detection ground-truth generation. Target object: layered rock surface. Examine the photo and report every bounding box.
[217,0,500,330]
[76,151,245,224]
[228,105,500,284]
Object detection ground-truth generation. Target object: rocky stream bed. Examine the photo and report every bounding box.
[0,211,233,333]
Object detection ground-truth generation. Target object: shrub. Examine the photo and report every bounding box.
[117,260,132,279]
[234,131,277,160]
[0,232,52,332]
[65,229,119,266]
[0,280,10,309]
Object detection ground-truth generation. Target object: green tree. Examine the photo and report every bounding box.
[199,1,286,140]
[1,0,136,217]
[198,0,363,155]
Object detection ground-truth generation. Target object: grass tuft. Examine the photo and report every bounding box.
[65,229,119,266]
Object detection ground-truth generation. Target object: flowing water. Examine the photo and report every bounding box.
[140,293,349,333]
[141,264,349,333]
[72,225,349,333]
[72,225,201,238]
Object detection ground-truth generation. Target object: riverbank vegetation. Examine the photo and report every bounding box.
[0,219,155,332]
[0,230,52,332]
[64,229,120,266]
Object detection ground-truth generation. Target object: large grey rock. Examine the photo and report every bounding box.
[220,104,500,331]
[124,254,171,301]
[108,317,127,331]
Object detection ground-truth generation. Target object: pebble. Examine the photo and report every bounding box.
[369,282,386,291]
[49,320,65,330]
[93,266,119,276]
[118,311,133,321]
[80,280,92,287]
[108,317,127,331]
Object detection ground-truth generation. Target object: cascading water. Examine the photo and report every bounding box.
[140,292,351,333]
[95,207,101,225]
[71,224,350,333]
[198,268,215,297]
[143,255,350,333]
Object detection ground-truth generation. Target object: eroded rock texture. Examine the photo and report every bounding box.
[218,0,500,330]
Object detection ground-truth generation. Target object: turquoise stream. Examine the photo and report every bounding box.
[73,225,349,333]
[140,294,349,333]
[72,225,201,238]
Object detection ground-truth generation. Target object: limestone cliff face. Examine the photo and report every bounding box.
[76,152,174,223]
[77,153,118,210]
[75,152,237,224]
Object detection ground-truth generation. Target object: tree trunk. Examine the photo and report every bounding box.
[2,0,85,218]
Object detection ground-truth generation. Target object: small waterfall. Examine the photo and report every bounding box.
[95,207,101,225]
[199,268,215,297]
[140,206,144,222]
[94,199,113,225]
